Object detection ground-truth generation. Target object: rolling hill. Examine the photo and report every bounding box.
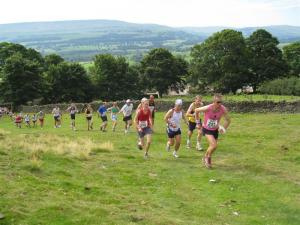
[0,20,299,62]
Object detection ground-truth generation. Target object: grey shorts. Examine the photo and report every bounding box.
[138,127,153,138]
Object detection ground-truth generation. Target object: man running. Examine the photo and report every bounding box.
[98,102,108,132]
[164,99,188,158]
[134,98,153,159]
[195,94,231,169]
[66,103,78,131]
[52,106,61,128]
[119,99,134,134]
[149,95,156,127]
[107,102,120,132]
[186,95,204,150]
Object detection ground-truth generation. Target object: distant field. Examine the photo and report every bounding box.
[0,112,299,224]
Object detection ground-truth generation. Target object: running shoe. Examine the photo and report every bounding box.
[173,151,179,158]
[203,157,212,168]
[186,140,191,149]
[196,142,203,151]
[166,142,170,152]
[144,152,149,159]
[137,142,143,150]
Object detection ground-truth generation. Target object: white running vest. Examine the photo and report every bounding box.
[168,110,182,131]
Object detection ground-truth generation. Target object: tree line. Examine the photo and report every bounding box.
[0,29,299,106]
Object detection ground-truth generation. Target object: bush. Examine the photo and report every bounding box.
[258,77,300,96]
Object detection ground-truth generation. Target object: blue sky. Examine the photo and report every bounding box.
[1,0,299,27]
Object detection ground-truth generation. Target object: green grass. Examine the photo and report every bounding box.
[0,112,299,225]
[160,94,300,102]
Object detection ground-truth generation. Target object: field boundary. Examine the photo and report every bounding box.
[20,100,300,113]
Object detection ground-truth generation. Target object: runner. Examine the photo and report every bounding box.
[107,102,120,132]
[66,103,78,131]
[149,95,156,127]
[32,114,37,127]
[24,114,31,128]
[186,95,204,150]
[195,94,231,168]
[37,111,45,128]
[52,106,61,128]
[85,104,93,131]
[134,98,153,159]
[98,102,108,132]
[15,113,23,128]
[119,99,134,134]
[164,99,188,158]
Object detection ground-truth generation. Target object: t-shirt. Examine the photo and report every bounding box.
[120,104,133,117]
[98,105,107,117]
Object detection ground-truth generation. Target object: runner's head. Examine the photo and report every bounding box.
[213,94,223,108]
[103,101,107,106]
[174,99,183,110]
[149,95,154,101]
[126,99,131,105]
[141,98,149,110]
[194,95,202,106]
[113,102,117,107]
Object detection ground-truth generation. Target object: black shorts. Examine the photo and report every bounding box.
[54,116,60,121]
[167,128,181,138]
[86,116,92,121]
[202,127,219,140]
[101,115,108,122]
[70,114,75,120]
[138,127,153,138]
[123,115,132,122]
[188,120,202,132]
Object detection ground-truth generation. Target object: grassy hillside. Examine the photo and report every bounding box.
[0,20,299,62]
[0,112,299,224]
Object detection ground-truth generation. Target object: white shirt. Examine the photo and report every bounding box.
[120,104,133,117]
[168,110,183,132]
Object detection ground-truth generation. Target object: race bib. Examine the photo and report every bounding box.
[206,119,218,129]
[139,121,148,128]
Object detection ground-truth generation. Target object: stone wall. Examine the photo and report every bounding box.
[20,100,300,113]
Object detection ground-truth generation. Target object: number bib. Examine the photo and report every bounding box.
[206,119,218,129]
[139,121,148,128]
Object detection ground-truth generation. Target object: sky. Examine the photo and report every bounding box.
[1,0,300,27]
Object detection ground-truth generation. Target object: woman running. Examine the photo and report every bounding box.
[37,111,45,128]
[32,114,37,127]
[134,98,153,159]
[186,95,204,150]
[85,104,93,131]
[97,102,108,132]
[107,102,120,132]
[164,99,188,158]
[67,103,78,131]
[52,106,61,128]
[195,94,231,168]
[15,113,23,128]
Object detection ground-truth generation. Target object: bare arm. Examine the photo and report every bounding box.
[222,108,231,130]
[134,110,140,131]
[164,109,173,124]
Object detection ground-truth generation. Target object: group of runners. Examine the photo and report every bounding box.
[5,94,230,168]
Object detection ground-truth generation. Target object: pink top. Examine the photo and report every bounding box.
[203,104,226,131]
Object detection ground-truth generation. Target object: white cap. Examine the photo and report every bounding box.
[175,99,183,106]
[126,99,131,103]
